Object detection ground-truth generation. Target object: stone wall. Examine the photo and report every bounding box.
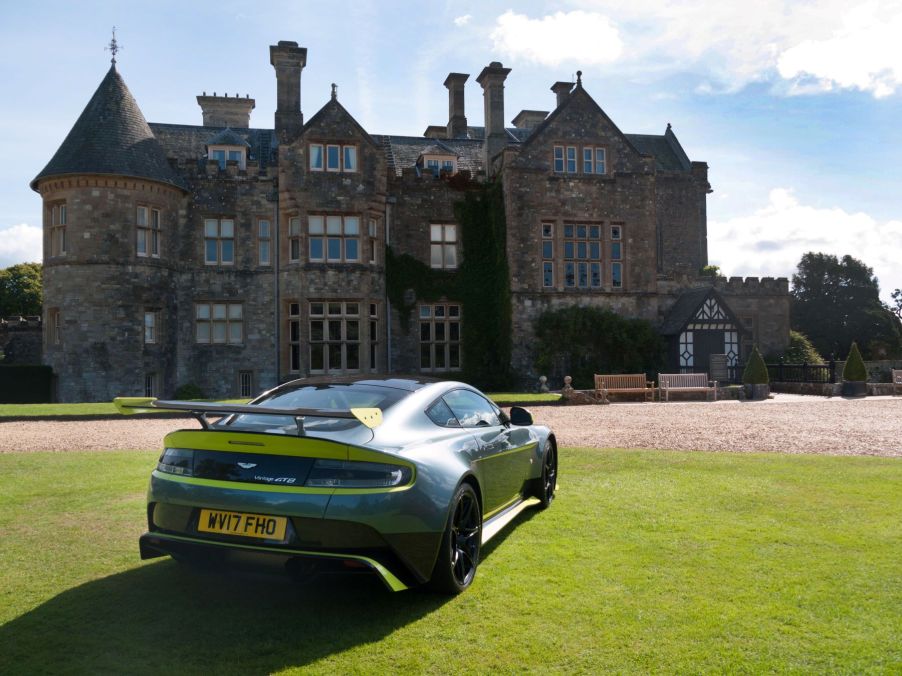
[0,317,42,364]
[275,97,387,379]
[655,167,708,276]
[387,169,469,373]
[175,158,278,398]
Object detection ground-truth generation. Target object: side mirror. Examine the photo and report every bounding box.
[509,406,534,426]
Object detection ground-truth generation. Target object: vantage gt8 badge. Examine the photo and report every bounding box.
[114,378,557,594]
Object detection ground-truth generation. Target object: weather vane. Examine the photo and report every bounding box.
[106,26,121,64]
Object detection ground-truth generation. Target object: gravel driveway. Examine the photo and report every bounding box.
[1,395,899,456]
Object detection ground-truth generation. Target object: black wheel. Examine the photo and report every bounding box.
[429,483,481,594]
[537,440,557,509]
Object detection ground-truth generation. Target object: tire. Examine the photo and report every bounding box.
[536,440,557,509]
[428,482,482,594]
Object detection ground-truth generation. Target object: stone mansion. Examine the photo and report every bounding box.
[33,40,790,401]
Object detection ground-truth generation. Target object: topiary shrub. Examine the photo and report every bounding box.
[842,341,867,382]
[174,383,205,400]
[742,346,770,385]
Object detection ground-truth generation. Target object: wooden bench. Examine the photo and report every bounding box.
[594,374,655,402]
[657,373,718,402]
[893,369,902,396]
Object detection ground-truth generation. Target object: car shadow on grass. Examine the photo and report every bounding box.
[0,559,449,675]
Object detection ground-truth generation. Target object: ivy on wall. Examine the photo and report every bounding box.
[386,179,513,390]
[533,306,664,389]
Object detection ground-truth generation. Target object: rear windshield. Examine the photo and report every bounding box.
[216,383,407,436]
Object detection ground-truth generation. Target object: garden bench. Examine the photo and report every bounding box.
[594,373,655,402]
[893,369,902,396]
[657,373,718,402]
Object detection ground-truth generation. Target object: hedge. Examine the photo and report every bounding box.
[0,364,53,403]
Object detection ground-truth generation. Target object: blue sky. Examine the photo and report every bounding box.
[2,0,900,300]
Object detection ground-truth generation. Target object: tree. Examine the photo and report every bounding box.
[765,330,824,363]
[892,289,902,320]
[0,263,42,318]
[790,253,902,359]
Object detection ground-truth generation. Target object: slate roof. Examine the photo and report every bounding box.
[149,124,276,169]
[31,65,185,190]
[627,133,689,172]
[376,135,485,177]
[37,66,694,184]
[660,286,743,335]
[660,287,715,335]
[419,142,458,157]
[465,125,533,143]
[206,127,251,147]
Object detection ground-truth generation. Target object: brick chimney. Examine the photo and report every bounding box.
[551,81,574,108]
[444,73,469,139]
[476,62,511,177]
[196,93,256,128]
[269,41,307,143]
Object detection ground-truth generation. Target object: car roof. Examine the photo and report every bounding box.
[268,375,442,397]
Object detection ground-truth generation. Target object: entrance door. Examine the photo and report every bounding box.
[693,330,725,375]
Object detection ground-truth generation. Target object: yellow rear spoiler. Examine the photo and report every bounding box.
[112,397,383,429]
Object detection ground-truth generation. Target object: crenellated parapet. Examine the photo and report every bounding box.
[714,276,790,295]
[1,316,43,330]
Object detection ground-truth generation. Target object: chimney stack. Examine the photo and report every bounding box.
[511,110,548,130]
[444,73,469,139]
[551,81,574,108]
[476,61,511,177]
[269,41,307,143]
[196,94,256,128]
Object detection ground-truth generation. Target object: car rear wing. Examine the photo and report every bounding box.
[112,397,383,432]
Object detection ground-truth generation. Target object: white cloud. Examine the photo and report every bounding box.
[777,2,902,98]
[453,14,472,27]
[0,224,42,268]
[709,189,902,301]
[490,10,623,67]
[551,1,902,97]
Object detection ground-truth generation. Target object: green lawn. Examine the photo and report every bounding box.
[0,448,899,674]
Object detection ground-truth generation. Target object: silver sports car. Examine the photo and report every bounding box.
[116,378,557,594]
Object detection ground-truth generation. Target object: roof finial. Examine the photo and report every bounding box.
[331,83,337,100]
[576,70,582,87]
[106,26,121,65]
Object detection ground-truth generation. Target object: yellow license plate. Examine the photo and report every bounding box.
[197,509,288,541]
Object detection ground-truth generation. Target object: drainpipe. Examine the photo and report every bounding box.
[385,197,395,373]
[272,179,280,386]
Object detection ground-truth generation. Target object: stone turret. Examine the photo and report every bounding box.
[31,62,185,402]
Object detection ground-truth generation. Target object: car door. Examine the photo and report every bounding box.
[442,389,531,514]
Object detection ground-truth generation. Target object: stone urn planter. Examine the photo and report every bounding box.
[745,383,770,400]
[841,380,867,398]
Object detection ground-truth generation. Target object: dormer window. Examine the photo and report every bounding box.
[210,147,246,170]
[205,128,250,171]
[419,150,458,176]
